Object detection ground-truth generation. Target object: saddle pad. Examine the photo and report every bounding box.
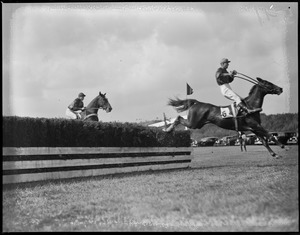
[220,104,236,119]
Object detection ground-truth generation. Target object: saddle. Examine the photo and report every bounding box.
[220,103,240,119]
[220,103,242,131]
[220,102,261,131]
[220,101,261,119]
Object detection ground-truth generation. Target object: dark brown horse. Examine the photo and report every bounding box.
[166,77,285,158]
[80,92,112,121]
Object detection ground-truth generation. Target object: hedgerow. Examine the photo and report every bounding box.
[3,116,191,147]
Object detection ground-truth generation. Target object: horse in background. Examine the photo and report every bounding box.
[166,77,285,159]
[80,92,112,122]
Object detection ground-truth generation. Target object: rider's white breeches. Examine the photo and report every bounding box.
[219,84,242,104]
[65,108,81,119]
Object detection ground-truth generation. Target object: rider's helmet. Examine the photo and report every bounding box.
[220,58,231,64]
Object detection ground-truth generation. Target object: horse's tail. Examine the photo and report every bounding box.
[168,98,199,113]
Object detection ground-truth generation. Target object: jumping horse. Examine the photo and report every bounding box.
[80,92,112,121]
[166,75,285,159]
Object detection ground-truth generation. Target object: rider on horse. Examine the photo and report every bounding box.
[216,58,262,114]
[66,92,86,119]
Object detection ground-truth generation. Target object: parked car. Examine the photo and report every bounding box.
[287,136,298,145]
[191,139,198,147]
[217,136,238,146]
[268,132,290,145]
[246,133,256,145]
[276,132,297,145]
[254,133,277,145]
[198,137,219,146]
[268,132,278,145]
[254,138,262,145]
[253,132,297,145]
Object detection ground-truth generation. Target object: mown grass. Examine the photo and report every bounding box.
[3,145,298,232]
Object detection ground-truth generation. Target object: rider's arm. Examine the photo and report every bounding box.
[68,99,84,111]
[216,68,234,85]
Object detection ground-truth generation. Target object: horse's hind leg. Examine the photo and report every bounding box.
[165,115,194,132]
[164,115,182,132]
[165,114,206,132]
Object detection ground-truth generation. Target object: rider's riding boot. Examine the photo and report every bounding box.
[237,102,262,114]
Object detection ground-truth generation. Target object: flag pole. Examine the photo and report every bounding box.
[186,83,188,118]
[185,83,188,130]
[186,83,194,128]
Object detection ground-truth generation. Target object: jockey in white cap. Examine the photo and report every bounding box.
[216,58,262,114]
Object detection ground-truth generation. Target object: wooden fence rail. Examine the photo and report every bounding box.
[3,147,194,184]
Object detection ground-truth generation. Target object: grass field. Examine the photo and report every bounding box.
[3,145,298,232]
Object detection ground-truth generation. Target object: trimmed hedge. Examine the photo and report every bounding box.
[3,116,191,147]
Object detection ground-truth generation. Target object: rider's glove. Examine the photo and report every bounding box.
[230,70,237,76]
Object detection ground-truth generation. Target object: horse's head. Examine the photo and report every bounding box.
[256,77,283,95]
[98,92,112,113]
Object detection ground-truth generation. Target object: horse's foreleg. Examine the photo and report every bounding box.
[269,135,290,152]
[260,136,280,158]
[269,135,286,149]
[252,128,282,159]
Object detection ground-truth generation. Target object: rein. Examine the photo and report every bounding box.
[82,107,103,121]
[83,113,98,121]
[235,72,271,92]
[85,107,102,110]
[82,107,106,121]
[235,75,258,85]
[236,72,258,84]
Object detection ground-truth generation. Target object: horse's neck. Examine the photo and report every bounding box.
[86,97,99,114]
[244,86,266,108]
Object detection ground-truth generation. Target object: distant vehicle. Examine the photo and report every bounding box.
[235,133,255,145]
[246,133,256,145]
[268,132,291,145]
[254,138,263,145]
[287,136,298,145]
[268,132,278,145]
[198,137,219,146]
[276,132,297,145]
[217,136,238,146]
[254,133,277,145]
[191,139,198,147]
[253,132,297,145]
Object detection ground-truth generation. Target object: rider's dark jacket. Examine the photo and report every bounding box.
[215,67,234,86]
[68,98,84,111]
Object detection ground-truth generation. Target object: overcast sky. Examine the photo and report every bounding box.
[3,2,298,122]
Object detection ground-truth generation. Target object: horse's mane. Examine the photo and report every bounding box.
[86,95,100,108]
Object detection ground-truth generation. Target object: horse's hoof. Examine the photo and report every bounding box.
[275,155,282,159]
